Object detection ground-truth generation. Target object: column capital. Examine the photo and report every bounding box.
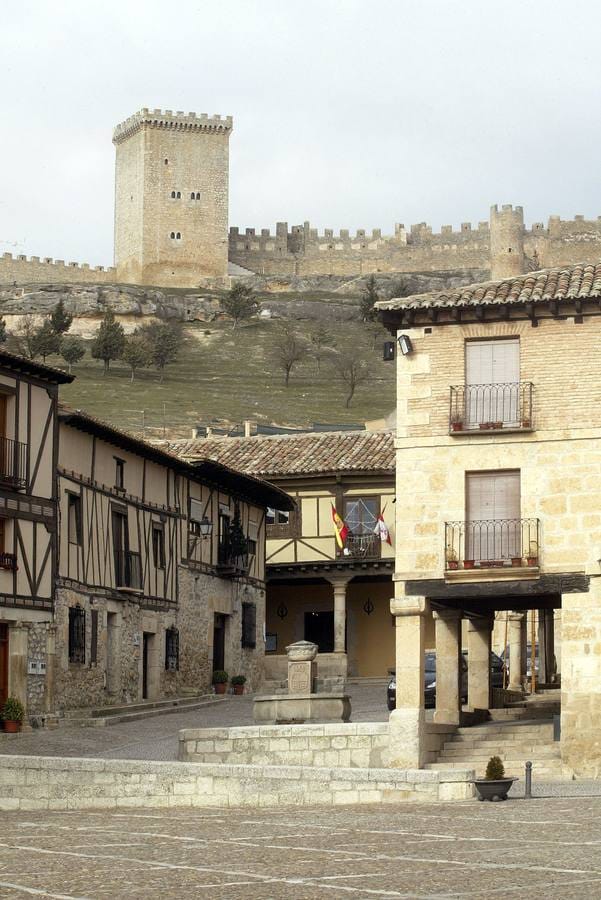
[391,596,430,618]
[325,573,354,589]
[508,611,526,623]
[432,608,462,622]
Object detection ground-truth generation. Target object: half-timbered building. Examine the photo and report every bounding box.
[0,352,73,721]
[54,407,293,712]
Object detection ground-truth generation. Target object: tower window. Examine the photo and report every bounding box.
[176,191,181,199]
[196,192,200,200]
[164,158,169,165]
[170,232,175,239]
[176,232,181,240]
[190,192,195,200]
[171,191,176,199]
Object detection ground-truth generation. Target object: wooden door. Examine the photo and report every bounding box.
[142,633,150,700]
[466,471,521,562]
[213,614,226,672]
[0,624,8,710]
[465,339,520,425]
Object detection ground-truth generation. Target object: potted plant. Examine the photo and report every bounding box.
[479,422,489,430]
[474,755,518,801]
[445,545,459,570]
[1,696,24,733]
[492,421,503,430]
[527,541,539,567]
[231,675,246,696]
[450,414,463,433]
[212,670,229,695]
[463,558,475,569]
[511,555,523,567]
[521,417,531,429]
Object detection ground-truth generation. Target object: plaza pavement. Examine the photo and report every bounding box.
[2,796,601,897]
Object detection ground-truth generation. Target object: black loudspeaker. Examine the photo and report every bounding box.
[383,341,395,361]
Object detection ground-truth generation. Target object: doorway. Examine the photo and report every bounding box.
[0,624,8,710]
[106,613,118,696]
[142,632,151,700]
[304,610,334,652]
[213,614,226,672]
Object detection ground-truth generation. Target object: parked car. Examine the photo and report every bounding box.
[387,651,468,711]
[386,650,505,711]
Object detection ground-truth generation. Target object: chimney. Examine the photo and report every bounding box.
[206,426,213,437]
[243,420,253,437]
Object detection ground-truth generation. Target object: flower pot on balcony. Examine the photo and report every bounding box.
[521,418,531,429]
[527,556,538,567]
[463,559,475,569]
[451,422,463,432]
[447,560,459,570]
[479,423,489,430]
[492,422,503,430]
[511,557,523,567]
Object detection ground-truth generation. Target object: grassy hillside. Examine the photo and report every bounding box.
[29,317,396,438]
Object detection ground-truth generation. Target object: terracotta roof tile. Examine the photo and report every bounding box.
[375,262,601,311]
[166,431,395,477]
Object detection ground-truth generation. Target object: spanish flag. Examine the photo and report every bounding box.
[331,503,349,549]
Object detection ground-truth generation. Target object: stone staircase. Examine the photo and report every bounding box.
[61,693,225,727]
[427,717,562,779]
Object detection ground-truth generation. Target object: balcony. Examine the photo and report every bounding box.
[449,383,533,434]
[115,550,142,591]
[338,533,381,559]
[217,539,249,577]
[445,519,540,573]
[0,437,27,491]
[0,553,17,572]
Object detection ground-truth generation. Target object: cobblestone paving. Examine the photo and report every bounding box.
[0,684,389,762]
[1,797,601,898]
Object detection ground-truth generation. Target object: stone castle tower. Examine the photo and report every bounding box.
[112,108,233,287]
[490,204,525,280]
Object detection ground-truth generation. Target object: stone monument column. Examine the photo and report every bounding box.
[433,609,463,725]
[286,640,317,694]
[508,612,526,691]
[467,617,493,710]
[388,594,429,768]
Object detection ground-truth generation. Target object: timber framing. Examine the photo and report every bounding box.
[268,559,394,582]
[404,573,589,601]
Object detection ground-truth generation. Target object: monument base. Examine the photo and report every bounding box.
[253,692,351,725]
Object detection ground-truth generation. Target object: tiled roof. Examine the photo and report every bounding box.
[0,349,73,384]
[375,262,601,311]
[166,431,395,477]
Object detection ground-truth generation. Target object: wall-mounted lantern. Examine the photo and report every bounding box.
[199,516,213,538]
[397,334,413,356]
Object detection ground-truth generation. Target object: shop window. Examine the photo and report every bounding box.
[241,602,256,649]
[152,522,165,569]
[165,626,179,671]
[67,493,82,545]
[68,606,85,664]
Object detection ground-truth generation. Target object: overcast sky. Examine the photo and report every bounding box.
[2,0,601,267]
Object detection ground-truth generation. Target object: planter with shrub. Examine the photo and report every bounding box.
[212,670,229,695]
[231,675,246,696]
[1,697,24,733]
[473,755,517,801]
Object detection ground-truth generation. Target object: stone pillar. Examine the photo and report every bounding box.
[388,595,429,768]
[44,624,57,713]
[8,622,29,711]
[508,612,526,691]
[538,608,556,685]
[467,617,493,710]
[329,575,353,654]
[433,609,463,725]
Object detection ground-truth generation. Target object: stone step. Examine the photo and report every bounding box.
[63,693,218,719]
[444,738,556,753]
[427,763,564,779]
[428,759,564,773]
[63,696,225,727]
[455,721,553,736]
[449,726,554,744]
[440,745,561,759]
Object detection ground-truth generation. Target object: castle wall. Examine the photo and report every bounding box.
[0,253,116,286]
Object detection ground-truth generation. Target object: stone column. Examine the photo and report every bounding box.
[329,575,353,654]
[433,609,463,725]
[44,624,57,713]
[8,621,29,711]
[388,594,429,769]
[508,612,526,691]
[467,617,493,711]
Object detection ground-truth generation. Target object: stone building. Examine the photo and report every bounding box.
[376,260,601,777]
[167,430,397,685]
[0,352,73,721]
[113,108,232,287]
[0,354,293,721]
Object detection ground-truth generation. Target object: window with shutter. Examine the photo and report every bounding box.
[466,471,521,561]
[241,602,256,649]
[465,339,520,426]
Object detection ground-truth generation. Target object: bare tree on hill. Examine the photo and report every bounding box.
[274,323,308,387]
[331,348,370,408]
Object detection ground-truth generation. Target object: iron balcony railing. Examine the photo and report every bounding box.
[445,518,540,570]
[0,437,27,490]
[449,382,533,433]
[0,553,17,572]
[338,533,381,559]
[115,550,142,590]
[217,538,249,573]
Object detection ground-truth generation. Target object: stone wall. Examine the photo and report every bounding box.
[0,254,115,286]
[25,623,47,716]
[0,754,475,811]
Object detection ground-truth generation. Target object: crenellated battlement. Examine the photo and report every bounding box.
[112,108,233,144]
[0,253,116,286]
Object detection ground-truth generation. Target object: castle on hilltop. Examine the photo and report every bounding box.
[2,107,601,289]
